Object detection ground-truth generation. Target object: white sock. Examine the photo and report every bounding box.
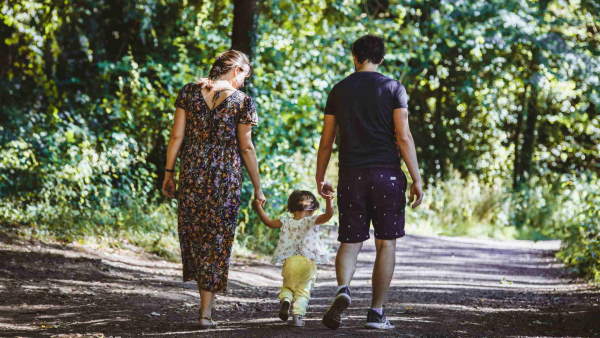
[371,307,383,316]
[336,285,348,293]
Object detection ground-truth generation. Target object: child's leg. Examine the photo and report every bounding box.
[285,256,317,316]
[279,258,295,302]
[291,275,316,316]
[279,287,293,302]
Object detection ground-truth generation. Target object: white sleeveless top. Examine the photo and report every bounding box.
[271,215,331,265]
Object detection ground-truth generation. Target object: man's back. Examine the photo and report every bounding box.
[324,71,408,168]
[318,34,423,331]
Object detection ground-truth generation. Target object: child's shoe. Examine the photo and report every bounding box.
[279,299,291,321]
[290,314,305,327]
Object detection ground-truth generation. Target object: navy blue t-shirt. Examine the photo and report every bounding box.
[324,71,409,168]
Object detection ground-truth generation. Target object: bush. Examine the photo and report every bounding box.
[511,174,600,282]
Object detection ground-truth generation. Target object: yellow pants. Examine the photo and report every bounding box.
[279,255,317,316]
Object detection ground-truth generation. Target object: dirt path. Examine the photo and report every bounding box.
[1,231,599,337]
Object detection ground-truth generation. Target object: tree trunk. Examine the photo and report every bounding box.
[518,88,539,185]
[231,0,259,59]
[434,88,448,178]
[513,49,540,188]
[512,85,527,189]
[147,131,167,194]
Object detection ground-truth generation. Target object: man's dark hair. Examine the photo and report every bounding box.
[287,190,320,212]
[351,34,385,64]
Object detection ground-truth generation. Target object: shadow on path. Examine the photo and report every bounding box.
[0,232,598,337]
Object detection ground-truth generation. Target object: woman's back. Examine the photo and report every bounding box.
[177,83,254,141]
[175,82,256,173]
[162,49,265,328]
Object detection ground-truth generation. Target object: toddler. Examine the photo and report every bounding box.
[253,190,333,327]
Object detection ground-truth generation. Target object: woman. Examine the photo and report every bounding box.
[161,50,265,329]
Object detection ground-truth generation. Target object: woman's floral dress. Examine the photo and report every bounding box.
[174,82,258,292]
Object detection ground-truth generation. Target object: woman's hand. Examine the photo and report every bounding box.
[251,198,262,211]
[197,77,209,86]
[251,192,282,229]
[254,189,266,207]
[162,174,177,199]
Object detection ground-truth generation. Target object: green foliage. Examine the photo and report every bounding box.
[557,200,600,282]
[407,170,516,239]
[511,174,600,282]
[1,0,599,281]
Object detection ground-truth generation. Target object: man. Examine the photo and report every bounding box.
[316,34,423,330]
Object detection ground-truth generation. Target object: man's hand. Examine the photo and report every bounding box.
[317,181,335,199]
[408,181,423,208]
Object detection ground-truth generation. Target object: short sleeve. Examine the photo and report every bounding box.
[237,95,258,126]
[174,83,191,111]
[392,82,409,109]
[307,214,320,226]
[324,86,337,115]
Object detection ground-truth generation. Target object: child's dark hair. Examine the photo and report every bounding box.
[351,34,385,64]
[287,190,320,213]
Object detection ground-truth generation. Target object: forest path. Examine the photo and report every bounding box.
[1,231,599,337]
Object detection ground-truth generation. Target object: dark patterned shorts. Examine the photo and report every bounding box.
[337,166,407,243]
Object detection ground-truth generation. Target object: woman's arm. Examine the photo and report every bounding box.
[315,197,334,225]
[252,200,282,228]
[237,124,266,204]
[162,107,186,198]
[393,107,423,208]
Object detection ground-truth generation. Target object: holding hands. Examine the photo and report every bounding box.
[252,191,282,229]
[317,181,335,200]
[254,189,267,207]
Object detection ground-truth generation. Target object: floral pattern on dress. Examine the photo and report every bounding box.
[272,215,332,265]
[174,82,258,292]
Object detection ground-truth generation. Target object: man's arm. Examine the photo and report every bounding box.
[393,108,423,208]
[315,114,337,198]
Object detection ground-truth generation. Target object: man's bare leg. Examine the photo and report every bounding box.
[336,242,363,286]
[371,239,397,308]
[323,241,363,329]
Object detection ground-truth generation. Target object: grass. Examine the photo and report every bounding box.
[407,172,519,239]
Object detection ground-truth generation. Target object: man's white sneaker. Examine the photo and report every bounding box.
[322,286,352,329]
[364,309,395,330]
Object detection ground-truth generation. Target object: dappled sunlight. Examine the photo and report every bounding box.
[0,321,38,331]
[1,0,598,337]
[1,231,598,336]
